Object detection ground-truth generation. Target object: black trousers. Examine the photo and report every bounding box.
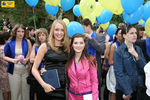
[102,70,109,100]
[29,79,45,100]
[144,94,150,100]
[39,88,66,100]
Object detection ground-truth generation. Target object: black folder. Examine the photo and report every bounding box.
[42,69,60,89]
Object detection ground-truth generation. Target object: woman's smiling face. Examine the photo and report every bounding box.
[53,22,65,41]
[72,37,85,53]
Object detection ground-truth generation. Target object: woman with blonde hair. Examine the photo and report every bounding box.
[32,20,70,100]
[29,28,48,100]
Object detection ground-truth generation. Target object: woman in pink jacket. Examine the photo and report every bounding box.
[66,34,99,100]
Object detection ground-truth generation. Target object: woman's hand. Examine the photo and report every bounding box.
[13,59,19,64]
[40,68,47,75]
[84,33,92,40]
[128,46,139,60]
[21,58,28,65]
[42,83,55,93]
[123,94,131,100]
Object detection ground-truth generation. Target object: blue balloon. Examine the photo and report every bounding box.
[123,5,144,25]
[61,0,75,12]
[25,0,39,7]
[139,20,145,26]
[107,24,117,37]
[143,1,150,22]
[73,5,81,17]
[96,9,113,24]
[67,21,84,38]
[45,4,59,16]
[121,0,144,14]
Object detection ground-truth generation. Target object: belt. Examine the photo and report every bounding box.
[69,90,92,96]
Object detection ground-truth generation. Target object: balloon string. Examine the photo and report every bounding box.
[33,7,36,29]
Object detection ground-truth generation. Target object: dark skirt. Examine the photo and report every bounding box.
[38,88,66,100]
[27,75,66,100]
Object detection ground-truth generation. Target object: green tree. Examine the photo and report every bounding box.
[0,0,53,29]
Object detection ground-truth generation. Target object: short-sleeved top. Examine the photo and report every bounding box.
[44,44,68,87]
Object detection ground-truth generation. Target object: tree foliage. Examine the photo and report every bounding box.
[0,0,52,29]
[0,0,149,30]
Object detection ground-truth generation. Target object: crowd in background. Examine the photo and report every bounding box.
[0,17,150,100]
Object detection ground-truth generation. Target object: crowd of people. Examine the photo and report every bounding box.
[0,18,150,100]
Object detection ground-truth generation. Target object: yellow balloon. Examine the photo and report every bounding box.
[93,2,104,17]
[79,0,96,18]
[145,18,150,37]
[58,0,61,7]
[63,18,70,26]
[99,0,123,15]
[138,19,143,24]
[83,13,96,25]
[100,22,110,30]
[44,0,59,6]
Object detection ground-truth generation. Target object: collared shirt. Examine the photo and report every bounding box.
[144,62,150,96]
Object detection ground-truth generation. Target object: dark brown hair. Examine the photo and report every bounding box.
[126,25,136,33]
[135,24,145,40]
[10,24,27,40]
[65,34,96,74]
[82,18,92,28]
[114,28,126,42]
[0,32,10,44]
[26,26,35,38]
[65,34,97,86]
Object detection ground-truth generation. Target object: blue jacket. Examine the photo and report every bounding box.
[113,43,146,95]
[4,39,28,74]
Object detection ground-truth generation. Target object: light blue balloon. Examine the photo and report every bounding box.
[25,0,39,7]
[143,1,150,22]
[73,5,81,17]
[123,5,144,25]
[96,9,113,24]
[61,0,75,12]
[121,0,144,14]
[67,21,84,38]
[139,20,145,26]
[45,4,59,16]
[107,24,117,37]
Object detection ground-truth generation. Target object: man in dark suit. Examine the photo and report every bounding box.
[82,18,106,99]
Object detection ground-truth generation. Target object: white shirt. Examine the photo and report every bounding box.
[89,32,93,36]
[144,61,150,96]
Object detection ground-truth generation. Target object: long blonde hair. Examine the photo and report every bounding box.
[48,20,70,54]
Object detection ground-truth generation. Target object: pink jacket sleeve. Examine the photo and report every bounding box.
[89,58,99,100]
